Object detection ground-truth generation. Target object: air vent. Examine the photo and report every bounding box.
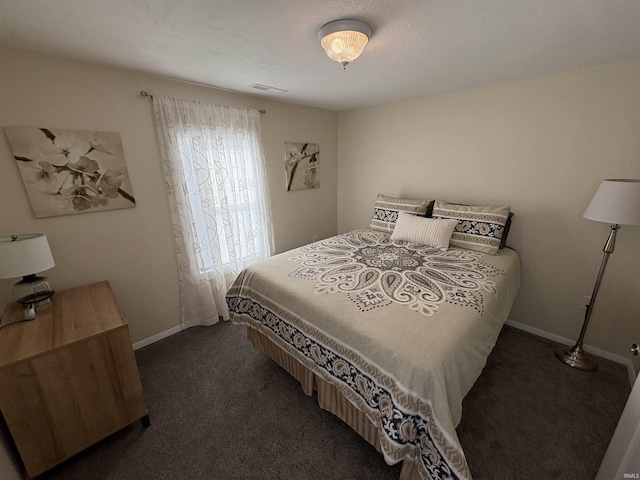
[249,83,288,94]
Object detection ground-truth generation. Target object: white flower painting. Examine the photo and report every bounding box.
[285,142,319,191]
[5,126,136,218]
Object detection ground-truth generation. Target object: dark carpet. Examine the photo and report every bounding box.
[37,322,630,480]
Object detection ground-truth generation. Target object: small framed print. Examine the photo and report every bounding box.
[285,142,319,191]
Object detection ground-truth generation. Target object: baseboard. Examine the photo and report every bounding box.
[505,319,637,387]
[132,324,184,351]
[131,319,638,386]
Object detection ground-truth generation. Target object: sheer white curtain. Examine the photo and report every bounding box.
[152,95,274,327]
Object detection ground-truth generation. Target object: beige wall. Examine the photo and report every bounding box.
[2,44,639,475]
[0,45,338,343]
[337,58,640,367]
[0,46,338,475]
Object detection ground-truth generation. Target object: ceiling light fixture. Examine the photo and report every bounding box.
[318,19,372,70]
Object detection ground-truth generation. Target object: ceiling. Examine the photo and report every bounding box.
[2,1,640,111]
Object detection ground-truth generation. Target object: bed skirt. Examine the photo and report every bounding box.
[246,326,421,480]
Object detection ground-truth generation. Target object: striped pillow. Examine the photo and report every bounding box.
[390,213,458,250]
[431,200,511,254]
[369,194,430,233]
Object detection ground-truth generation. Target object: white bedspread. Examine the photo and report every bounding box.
[227,229,520,480]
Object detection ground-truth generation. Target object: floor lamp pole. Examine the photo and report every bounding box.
[555,224,619,371]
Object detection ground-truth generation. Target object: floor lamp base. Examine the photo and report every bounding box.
[555,344,598,371]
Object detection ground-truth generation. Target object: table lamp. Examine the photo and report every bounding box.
[0,233,56,320]
[556,179,640,371]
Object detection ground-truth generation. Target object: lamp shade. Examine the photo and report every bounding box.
[318,19,372,68]
[583,179,640,226]
[0,234,55,279]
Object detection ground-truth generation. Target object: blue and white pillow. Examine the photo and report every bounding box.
[431,200,511,254]
[369,194,430,233]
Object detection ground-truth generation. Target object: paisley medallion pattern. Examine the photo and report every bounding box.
[288,230,503,316]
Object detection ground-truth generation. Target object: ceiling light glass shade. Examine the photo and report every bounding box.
[321,30,368,64]
[318,19,372,69]
[583,179,640,225]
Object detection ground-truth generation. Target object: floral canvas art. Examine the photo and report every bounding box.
[5,127,136,218]
[285,142,319,191]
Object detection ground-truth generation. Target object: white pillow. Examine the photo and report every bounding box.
[390,213,458,250]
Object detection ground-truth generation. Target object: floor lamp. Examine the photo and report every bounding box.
[556,179,640,371]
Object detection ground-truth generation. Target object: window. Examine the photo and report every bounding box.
[152,94,274,326]
[183,138,270,274]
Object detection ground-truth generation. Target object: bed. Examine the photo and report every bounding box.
[226,195,520,480]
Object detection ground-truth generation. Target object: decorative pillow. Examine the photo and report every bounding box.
[427,201,514,249]
[499,212,514,249]
[431,200,511,254]
[390,213,458,250]
[369,194,430,233]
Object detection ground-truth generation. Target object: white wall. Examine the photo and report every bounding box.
[0,45,338,476]
[337,58,640,368]
[0,45,338,342]
[2,45,639,475]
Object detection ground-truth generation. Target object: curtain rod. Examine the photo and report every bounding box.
[139,90,266,114]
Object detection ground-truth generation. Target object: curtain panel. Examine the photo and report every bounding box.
[152,95,274,327]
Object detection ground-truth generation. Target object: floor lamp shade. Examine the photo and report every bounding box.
[583,179,640,226]
[556,178,640,371]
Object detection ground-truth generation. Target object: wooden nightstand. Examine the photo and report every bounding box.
[0,281,149,478]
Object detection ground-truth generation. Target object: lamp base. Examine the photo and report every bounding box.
[16,290,55,307]
[22,304,37,321]
[14,274,54,307]
[555,344,598,371]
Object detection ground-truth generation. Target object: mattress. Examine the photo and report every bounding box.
[227,229,520,479]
